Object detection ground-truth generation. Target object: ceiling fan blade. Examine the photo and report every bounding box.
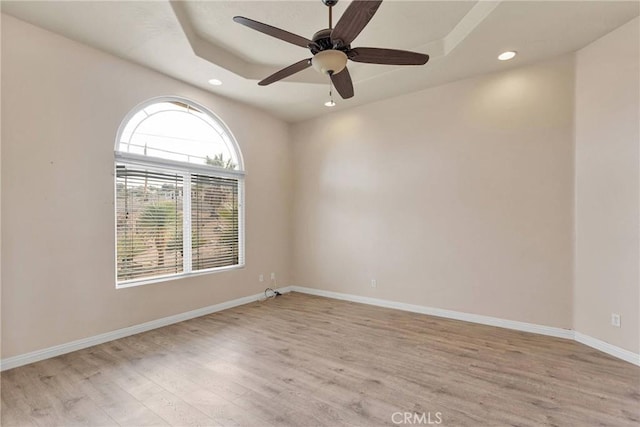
[258,58,312,86]
[331,0,383,47]
[330,67,354,99]
[233,16,312,49]
[349,47,429,65]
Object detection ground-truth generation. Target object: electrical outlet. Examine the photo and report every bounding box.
[611,313,621,327]
[259,274,264,282]
[371,279,377,288]
[271,272,276,280]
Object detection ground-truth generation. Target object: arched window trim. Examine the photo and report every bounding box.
[114,96,245,288]
[115,96,245,174]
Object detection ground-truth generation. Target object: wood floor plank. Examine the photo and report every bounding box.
[3,360,117,426]
[53,352,169,426]
[2,292,639,426]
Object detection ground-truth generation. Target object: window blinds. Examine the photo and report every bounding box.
[116,166,183,282]
[191,174,239,271]
[116,165,240,284]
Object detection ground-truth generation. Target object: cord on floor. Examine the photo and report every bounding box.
[259,287,282,302]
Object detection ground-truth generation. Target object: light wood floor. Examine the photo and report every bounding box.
[2,292,639,426]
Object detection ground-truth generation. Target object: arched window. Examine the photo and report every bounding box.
[115,98,244,287]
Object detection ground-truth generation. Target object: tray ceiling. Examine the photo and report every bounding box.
[2,1,638,122]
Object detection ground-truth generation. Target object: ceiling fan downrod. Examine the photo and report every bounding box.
[322,0,338,29]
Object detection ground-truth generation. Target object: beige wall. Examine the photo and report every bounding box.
[1,15,291,358]
[291,57,575,329]
[574,17,640,353]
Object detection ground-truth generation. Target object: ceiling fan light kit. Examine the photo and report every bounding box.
[233,0,429,102]
[312,50,348,75]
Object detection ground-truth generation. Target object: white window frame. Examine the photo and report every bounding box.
[114,97,245,289]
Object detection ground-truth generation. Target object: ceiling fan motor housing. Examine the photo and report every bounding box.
[311,28,349,53]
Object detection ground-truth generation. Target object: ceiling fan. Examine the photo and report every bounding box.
[233,0,429,100]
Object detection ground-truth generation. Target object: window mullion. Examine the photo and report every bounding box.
[183,173,192,274]
[238,178,245,266]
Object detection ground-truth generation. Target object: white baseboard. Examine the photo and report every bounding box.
[289,286,574,339]
[0,290,277,372]
[288,286,640,367]
[574,332,640,366]
[2,285,638,370]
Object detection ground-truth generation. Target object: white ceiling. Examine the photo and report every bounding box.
[2,1,638,122]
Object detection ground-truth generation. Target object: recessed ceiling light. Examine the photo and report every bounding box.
[498,51,517,61]
[324,100,336,107]
[208,78,222,86]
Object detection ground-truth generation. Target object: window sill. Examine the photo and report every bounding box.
[116,263,245,289]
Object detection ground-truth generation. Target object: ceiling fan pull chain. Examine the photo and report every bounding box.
[325,76,336,107]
